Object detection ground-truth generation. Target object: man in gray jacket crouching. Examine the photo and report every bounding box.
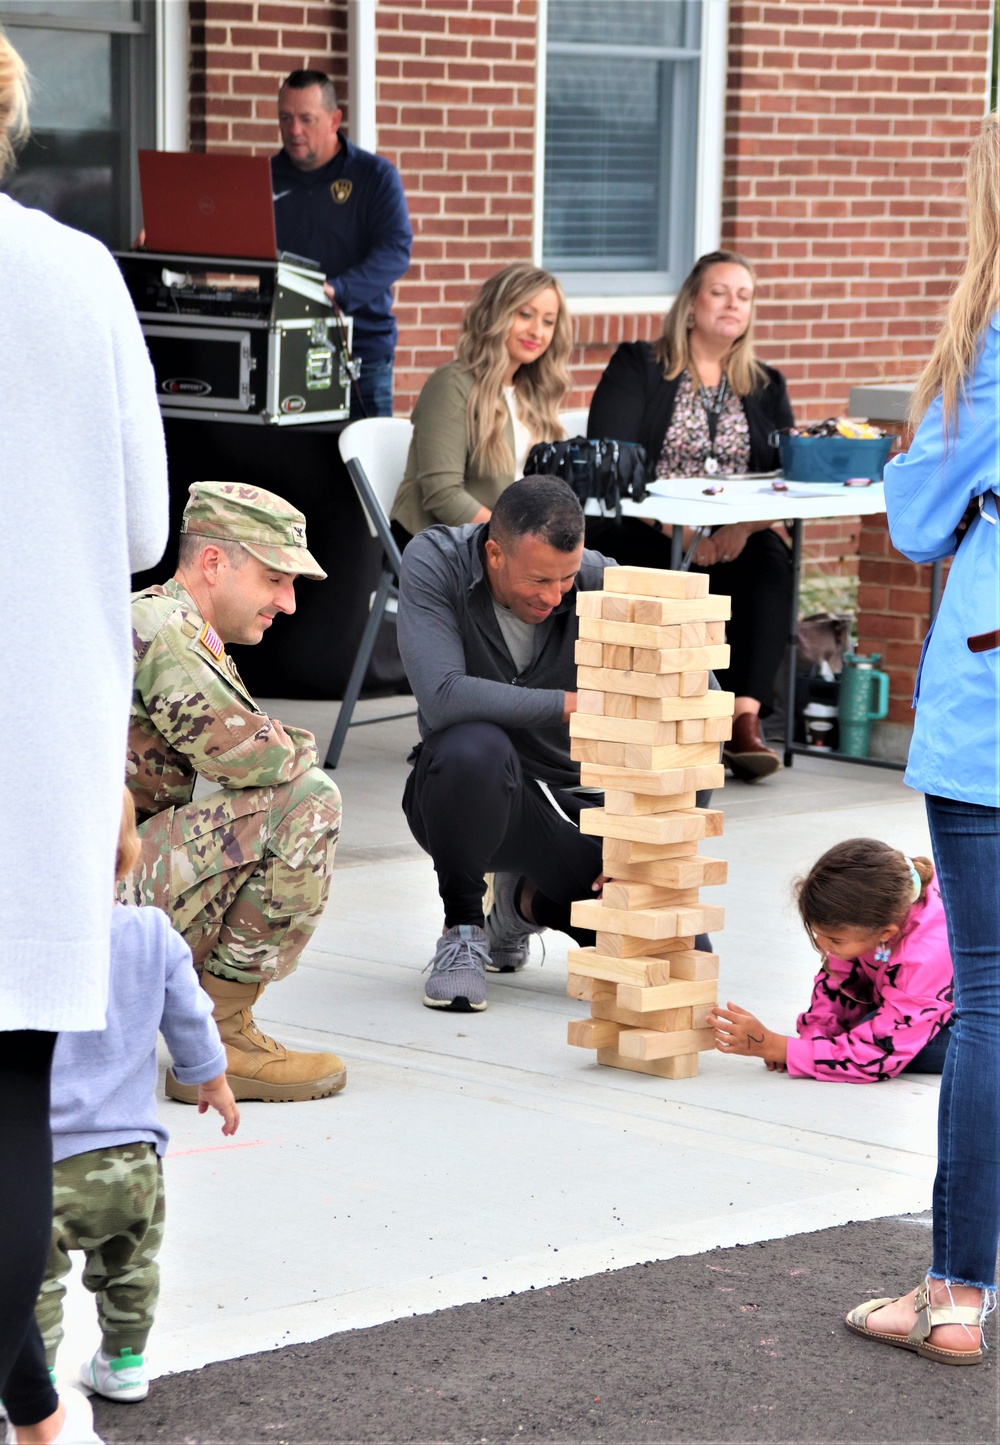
[396,476,612,1012]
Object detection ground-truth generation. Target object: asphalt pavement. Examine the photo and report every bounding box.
[92,1211,997,1445]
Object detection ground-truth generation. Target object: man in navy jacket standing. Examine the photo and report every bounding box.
[272,70,412,418]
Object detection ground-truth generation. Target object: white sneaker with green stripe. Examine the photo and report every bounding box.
[80,1348,149,1402]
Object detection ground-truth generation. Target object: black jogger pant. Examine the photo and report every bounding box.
[403,722,604,940]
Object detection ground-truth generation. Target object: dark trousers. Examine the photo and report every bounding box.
[0,1031,59,1428]
[584,517,793,713]
[402,723,604,940]
[350,355,394,420]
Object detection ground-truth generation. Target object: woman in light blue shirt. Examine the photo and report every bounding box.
[845,114,999,1367]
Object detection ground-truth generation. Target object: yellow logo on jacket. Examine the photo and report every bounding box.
[330,179,352,204]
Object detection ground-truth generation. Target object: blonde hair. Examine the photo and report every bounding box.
[654,250,768,399]
[0,27,30,179]
[117,788,142,883]
[456,263,572,475]
[909,114,1000,435]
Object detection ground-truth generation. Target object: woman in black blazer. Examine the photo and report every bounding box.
[587,250,794,780]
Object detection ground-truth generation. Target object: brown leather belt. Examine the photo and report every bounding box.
[968,629,1000,653]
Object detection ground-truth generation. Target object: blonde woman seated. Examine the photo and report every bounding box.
[390,263,572,548]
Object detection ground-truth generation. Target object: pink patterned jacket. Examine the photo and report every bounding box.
[785,884,953,1083]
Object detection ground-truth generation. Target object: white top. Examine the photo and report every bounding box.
[0,195,169,1032]
[504,385,535,479]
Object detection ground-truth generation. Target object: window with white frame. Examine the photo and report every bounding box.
[0,0,156,247]
[541,0,707,298]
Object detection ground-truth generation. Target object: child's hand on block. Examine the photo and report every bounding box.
[198,1074,240,1135]
[707,1002,788,1070]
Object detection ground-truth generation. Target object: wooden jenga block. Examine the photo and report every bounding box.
[594,933,696,958]
[568,947,674,987]
[662,951,722,981]
[633,704,729,737]
[566,972,616,1002]
[575,639,604,667]
[603,643,633,669]
[578,600,730,646]
[574,736,698,766]
[601,594,634,622]
[617,1027,714,1061]
[601,882,702,911]
[628,597,733,629]
[602,836,700,865]
[581,806,724,844]
[577,690,604,715]
[632,644,730,674]
[615,969,720,1011]
[623,741,717,770]
[603,691,637,719]
[602,790,698,816]
[672,714,733,742]
[570,711,713,748]
[571,898,724,939]
[603,567,710,599]
[706,621,727,644]
[575,592,605,619]
[603,855,728,889]
[579,763,724,796]
[692,1003,713,1030]
[578,666,709,698]
[632,692,738,724]
[567,1018,624,1049]
[631,609,708,647]
[592,997,694,1032]
[596,1047,700,1079]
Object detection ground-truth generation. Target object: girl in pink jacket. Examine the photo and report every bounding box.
[708,838,953,1082]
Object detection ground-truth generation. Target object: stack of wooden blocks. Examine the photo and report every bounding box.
[566,565,735,1080]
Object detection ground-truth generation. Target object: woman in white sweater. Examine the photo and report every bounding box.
[0,33,168,1443]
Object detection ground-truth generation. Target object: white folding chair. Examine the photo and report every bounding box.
[558,407,590,437]
[323,417,417,768]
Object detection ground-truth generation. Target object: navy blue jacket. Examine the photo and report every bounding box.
[271,135,412,362]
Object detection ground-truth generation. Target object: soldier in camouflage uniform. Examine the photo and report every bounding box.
[122,481,346,1102]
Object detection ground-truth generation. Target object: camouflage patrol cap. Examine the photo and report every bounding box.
[181,481,326,580]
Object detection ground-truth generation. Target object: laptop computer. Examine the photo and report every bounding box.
[138,151,278,260]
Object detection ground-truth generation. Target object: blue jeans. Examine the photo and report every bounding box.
[926,793,1000,1292]
[350,355,393,420]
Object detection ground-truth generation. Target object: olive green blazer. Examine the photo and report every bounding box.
[391,360,516,536]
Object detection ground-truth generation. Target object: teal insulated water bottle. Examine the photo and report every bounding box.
[838,653,890,758]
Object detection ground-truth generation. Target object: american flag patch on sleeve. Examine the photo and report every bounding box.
[198,621,225,659]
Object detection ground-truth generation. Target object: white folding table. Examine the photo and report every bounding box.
[606,475,924,770]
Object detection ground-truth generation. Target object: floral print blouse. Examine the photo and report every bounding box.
[656,370,752,479]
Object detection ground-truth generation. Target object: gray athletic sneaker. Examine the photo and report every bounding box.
[422,924,490,1011]
[484,872,546,972]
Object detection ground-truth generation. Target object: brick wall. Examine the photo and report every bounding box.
[189,0,347,152]
[724,0,993,417]
[374,0,539,413]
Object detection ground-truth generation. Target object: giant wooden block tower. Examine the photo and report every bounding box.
[566,566,735,1079]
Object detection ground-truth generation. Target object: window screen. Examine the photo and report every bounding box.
[542,0,702,295]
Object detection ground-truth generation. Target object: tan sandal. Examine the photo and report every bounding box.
[846,1280,984,1366]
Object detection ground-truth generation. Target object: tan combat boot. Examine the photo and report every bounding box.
[166,974,347,1103]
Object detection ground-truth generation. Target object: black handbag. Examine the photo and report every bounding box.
[523,437,651,518]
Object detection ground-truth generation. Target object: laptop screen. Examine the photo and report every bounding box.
[138,152,278,260]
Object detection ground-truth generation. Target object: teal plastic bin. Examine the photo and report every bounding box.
[776,433,894,483]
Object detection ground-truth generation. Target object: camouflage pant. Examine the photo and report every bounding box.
[36,1144,164,1367]
[122,767,342,985]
